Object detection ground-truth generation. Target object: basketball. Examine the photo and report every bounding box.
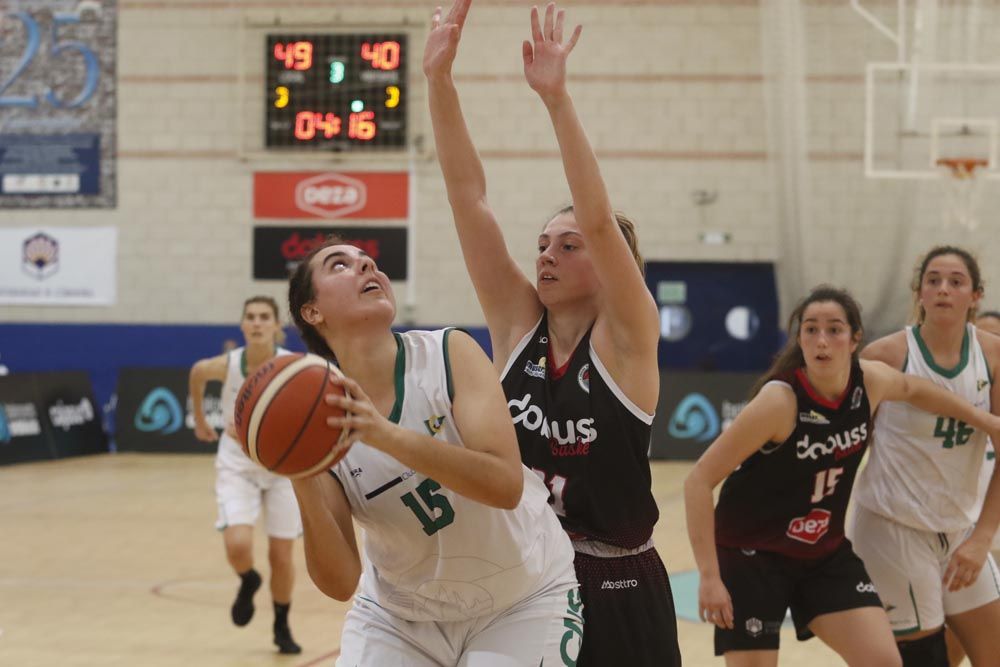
[233,353,350,479]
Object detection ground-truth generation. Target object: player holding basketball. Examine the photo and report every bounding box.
[424,1,680,664]
[189,296,302,654]
[286,238,582,666]
[685,285,1000,667]
[850,247,1000,667]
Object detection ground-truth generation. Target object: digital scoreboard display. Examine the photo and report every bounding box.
[265,34,407,151]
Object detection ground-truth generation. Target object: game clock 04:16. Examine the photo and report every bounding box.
[265,33,407,151]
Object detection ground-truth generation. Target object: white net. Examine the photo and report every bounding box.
[938,159,986,231]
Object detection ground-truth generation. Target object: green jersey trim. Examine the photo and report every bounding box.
[443,328,456,403]
[912,325,969,379]
[388,333,406,424]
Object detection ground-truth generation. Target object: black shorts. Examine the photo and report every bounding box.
[574,546,682,666]
[714,539,883,656]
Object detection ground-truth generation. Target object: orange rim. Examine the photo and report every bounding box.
[937,157,988,178]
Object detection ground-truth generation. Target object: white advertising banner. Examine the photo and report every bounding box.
[0,227,117,305]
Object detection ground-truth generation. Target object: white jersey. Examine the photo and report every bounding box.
[855,323,993,532]
[216,346,291,473]
[332,329,575,623]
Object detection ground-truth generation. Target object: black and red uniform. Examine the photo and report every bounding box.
[501,314,681,666]
[713,362,883,654]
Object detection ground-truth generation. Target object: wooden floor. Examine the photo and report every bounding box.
[1,454,856,666]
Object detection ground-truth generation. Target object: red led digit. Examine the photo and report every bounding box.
[360,41,401,71]
[319,112,342,138]
[379,41,400,70]
[294,111,316,140]
[348,111,376,141]
[275,41,313,70]
[292,41,313,70]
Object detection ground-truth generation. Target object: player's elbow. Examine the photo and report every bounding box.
[498,469,524,510]
[310,567,359,602]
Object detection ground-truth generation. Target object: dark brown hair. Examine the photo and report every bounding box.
[750,285,864,398]
[911,245,984,324]
[242,295,285,345]
[551,205,644,274]
[287,234,345,360]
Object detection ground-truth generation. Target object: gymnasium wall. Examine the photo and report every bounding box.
[2,0,999,338]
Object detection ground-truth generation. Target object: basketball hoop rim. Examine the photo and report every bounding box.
[937,157,989,178]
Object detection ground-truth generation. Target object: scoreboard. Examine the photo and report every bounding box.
[265,33,407,151]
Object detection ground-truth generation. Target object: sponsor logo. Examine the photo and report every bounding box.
[740,548,757,556]
[796,423,868,461]
[745,617,763,638]
[979,379,990,392]
[0,402,42,439]
[508,393,598,446]
[293,173,368,219]
[787,508,832,545]
[524,357,546,379]
[560,588,584,666]
[850,386,864,410]
[135,388,184,435]
[577,363,590,393]
[424,415,445,436]
[279,231,378,263]
[668,393,720,443]
[857,581,877,594]
[600,579,638,590]
[47,398,95,431]
[350,467,363,478]
[22,232,59,280]
[885,604,896,613]
[799,410,830,425]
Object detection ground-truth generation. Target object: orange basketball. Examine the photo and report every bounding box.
[233,353,350,479]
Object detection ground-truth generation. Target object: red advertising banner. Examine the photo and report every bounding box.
[253,171,409,220]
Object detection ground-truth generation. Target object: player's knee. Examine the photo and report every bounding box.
[898,628,948,667]
[268,542,294,570]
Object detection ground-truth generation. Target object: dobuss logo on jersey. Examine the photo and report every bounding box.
[668,393,720,443]
[135,388,183,434]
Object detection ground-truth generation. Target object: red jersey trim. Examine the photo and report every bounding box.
[547,347,573,380]
[794,367,850,410]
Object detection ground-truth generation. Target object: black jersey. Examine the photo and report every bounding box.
[500,314,659,549]
[715,362,872,559]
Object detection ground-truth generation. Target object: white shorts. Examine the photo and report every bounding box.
[851,504,1000,634]
[214,464,302,539]
[336,583,583,667]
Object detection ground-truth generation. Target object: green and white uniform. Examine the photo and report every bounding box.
[214,346,302,539]
[851,324,1000,633]
[331,329,580,666]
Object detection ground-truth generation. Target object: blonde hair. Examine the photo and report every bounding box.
[552,205,644,274]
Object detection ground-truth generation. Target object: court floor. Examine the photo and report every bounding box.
[1,454,860,666]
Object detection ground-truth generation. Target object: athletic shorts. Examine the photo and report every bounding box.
[572,541,682,666]
[714,539,883,655]
[851,504,1000,635]
[214,463,302,539]
[336,581,583,666]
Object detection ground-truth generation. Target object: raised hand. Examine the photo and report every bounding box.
[423,0,472,80]
[522,2,582,104]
